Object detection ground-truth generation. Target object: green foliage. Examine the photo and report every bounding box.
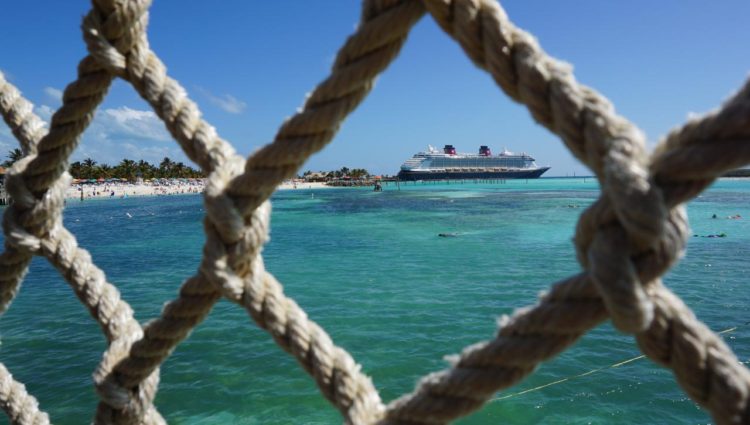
[2,148,23,168]
[67,156,204,180]
[349,168,369,179]
[300,167,370,180]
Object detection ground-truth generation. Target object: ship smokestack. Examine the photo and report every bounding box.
[479,145,492,156]
[443,144,456,155]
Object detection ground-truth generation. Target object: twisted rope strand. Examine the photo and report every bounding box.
[0,364,50,425]
[0,0,165,423]
[0,73,44,314]
[73,3,252,417]
[238,268,385,424]
[0,0,749,424]
[637,283,750,425]
[109,159,384,424]
[19,56,114,196]
[0,66,77,425]
[102,162,247,394]
[82,6,236,174]
[422,0,667,336]
[228,0,427,218]
[378,1,750,423]
[96,2,425,423]
[651,77,750,204]
[0,72,45,155]
[21,0,151,195]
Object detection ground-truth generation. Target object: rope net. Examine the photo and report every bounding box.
[1,0,750,423]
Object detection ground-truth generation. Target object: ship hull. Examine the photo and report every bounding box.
[397,167,550,181]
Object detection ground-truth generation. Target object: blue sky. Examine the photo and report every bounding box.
[1,1,749,176]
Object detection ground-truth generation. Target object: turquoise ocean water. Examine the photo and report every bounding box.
[1,178,748,424]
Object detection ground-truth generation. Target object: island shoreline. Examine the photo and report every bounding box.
[65,180,335,201]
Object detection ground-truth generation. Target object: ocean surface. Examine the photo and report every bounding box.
[1,177,748,424]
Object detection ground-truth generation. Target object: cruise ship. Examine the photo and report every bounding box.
[397,145,550,181]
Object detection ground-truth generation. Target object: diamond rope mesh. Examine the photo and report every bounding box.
[1,0,750,424]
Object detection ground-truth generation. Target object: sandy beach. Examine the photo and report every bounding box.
[66,179,332,200]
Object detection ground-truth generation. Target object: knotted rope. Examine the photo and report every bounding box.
[1,0,749,424]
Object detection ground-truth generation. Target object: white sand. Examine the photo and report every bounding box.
[66,180,332,200]
[275,181,331,191]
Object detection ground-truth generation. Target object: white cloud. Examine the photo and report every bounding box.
[71,105,197,167]
[35,105,54,124]
[94,106,171,142]
[26,105,168,143]
[196,86,247,114]
[0,102,193,167]
[2,101,191,167]
[43,86,63,103]
[121,143,179,160]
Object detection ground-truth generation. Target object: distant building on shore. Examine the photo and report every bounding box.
[304,172,329,182]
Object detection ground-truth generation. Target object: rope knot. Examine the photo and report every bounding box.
[201,155,272,301]
[93,321,163,425]
[574,117,676,334]
[1,156,70,256]
[580,150,689,333]
[82,0,151,77]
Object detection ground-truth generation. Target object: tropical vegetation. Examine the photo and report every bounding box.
[1,148,23,168]
[68,157,204,180]
[301,167,371,180]
[1,150,204,180]
[3,150,370,182]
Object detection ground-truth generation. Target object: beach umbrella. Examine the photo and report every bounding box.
[87,179,96,183]
[97,178,105,182]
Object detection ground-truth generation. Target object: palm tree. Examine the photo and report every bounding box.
[172,162,187,178]
[159,157,174,177]
[350,168,369,179]
[116,159,137,181]
[81,158,97,179]
[69,161,83,178]
[137,160,155,179]
[2,148,23,168]
[97,164,113,178]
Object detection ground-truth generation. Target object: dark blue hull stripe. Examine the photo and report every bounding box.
[397,167,550,181]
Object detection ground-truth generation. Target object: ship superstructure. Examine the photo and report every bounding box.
[397,145,550,181]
